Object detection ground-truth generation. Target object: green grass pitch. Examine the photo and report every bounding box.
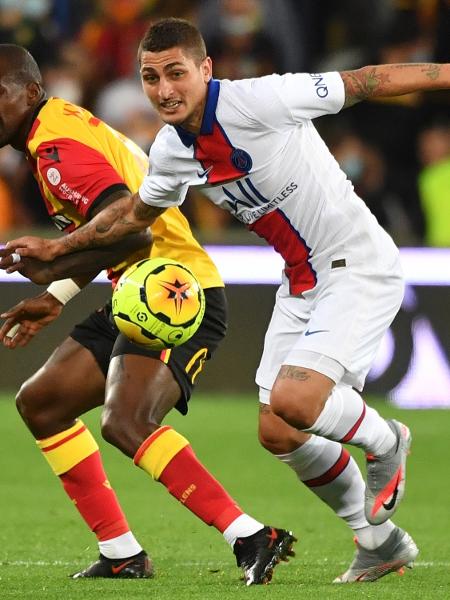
[1,392,449,599]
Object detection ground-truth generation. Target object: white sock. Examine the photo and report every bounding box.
[223,514,264,547]
[98,531,143,559]
[305,385,396,456]
[354,521,396,550]
[276,435,367,527]
[276,435,395,547]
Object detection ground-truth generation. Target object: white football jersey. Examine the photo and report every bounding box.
[139,72,399,294]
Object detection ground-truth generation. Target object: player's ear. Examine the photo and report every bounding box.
[201,57,212,83]
[26,81,42,105]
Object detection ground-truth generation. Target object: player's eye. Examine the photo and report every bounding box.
[143,74,158,83]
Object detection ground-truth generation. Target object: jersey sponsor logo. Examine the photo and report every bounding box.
[46,167,61,186]
[58,182,90,207]
[231,148,252,172]
[197,165,213,178]
[223,179,298,224]
[309,73,329,98]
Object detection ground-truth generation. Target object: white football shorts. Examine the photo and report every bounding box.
[256,256,404,403]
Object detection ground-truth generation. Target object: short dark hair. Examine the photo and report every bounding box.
[0,44,42,85]
[139,18,207,65]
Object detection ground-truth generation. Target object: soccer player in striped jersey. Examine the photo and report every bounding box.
[0,44,297,585]
[7,21,449,581]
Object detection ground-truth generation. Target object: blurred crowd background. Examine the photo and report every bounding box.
[0,0,448,247]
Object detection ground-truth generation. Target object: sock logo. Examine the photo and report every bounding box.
[180,483,197,504]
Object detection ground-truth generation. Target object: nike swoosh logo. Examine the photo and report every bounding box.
[304,329,330,336]
[197,165,213,178]
[382,473,401,511]
[111,559,134,575]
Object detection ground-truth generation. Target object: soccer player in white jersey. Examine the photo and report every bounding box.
[7,18,450,582]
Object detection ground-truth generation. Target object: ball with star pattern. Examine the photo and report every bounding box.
[112,257,205,350]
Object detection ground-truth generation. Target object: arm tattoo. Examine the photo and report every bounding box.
[134,200,164,222]
[341,68,391,108]
[421,63,440,81]
[278,366,311,382]
[259,403,271,414]
[61,194,159,253]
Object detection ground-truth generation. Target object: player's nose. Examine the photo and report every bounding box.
[158,77,175,100]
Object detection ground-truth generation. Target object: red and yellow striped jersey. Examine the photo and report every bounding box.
[25,97,223,289]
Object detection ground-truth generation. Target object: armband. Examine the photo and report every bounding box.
[46,279,81,305]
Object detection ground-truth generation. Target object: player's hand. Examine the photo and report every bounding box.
[0,246,25,272]
[0,250,52,283]
[0,292,64,349]
[5,236,60,263]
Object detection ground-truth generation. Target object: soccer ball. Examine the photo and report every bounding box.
[112,257,205,350]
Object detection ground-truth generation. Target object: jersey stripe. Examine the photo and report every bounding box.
[248,208,317,294]
[194,120,245,184]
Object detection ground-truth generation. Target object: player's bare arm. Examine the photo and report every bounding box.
[57,193,162,257]
[341,63,450,108]
[1,229,152,282]
[5,193,162,261]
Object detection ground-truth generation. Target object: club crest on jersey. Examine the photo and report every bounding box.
[46,167,61,186]
[231,148,252,172]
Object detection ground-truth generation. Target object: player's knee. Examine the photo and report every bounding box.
[270,381,323,429]
[16,377,53,431]
[259,413,311,455]
[258,423,296,455]
[100,410,124,448]
[16,378,45,422]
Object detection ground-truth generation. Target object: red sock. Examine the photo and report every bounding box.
[37,421,129,541]
[134,426,243,532]
[60,451,130,540]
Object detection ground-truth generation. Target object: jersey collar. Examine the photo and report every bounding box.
[174,78,220,147]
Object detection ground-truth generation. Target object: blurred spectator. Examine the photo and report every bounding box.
[417,120,450,246]
[196,0,283,79]
[0,0,60,69]
[330,128,390,229]
[94,76,163,151]
[77,0,150,93]
[197,0,303,73]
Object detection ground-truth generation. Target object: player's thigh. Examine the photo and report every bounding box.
[106,287,228,422]
[19,303,117,428]
[105,353,180,426]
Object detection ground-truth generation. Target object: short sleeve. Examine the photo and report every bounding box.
[139,140,189,208]
[36,138,129,217]
[252,72,345,122]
